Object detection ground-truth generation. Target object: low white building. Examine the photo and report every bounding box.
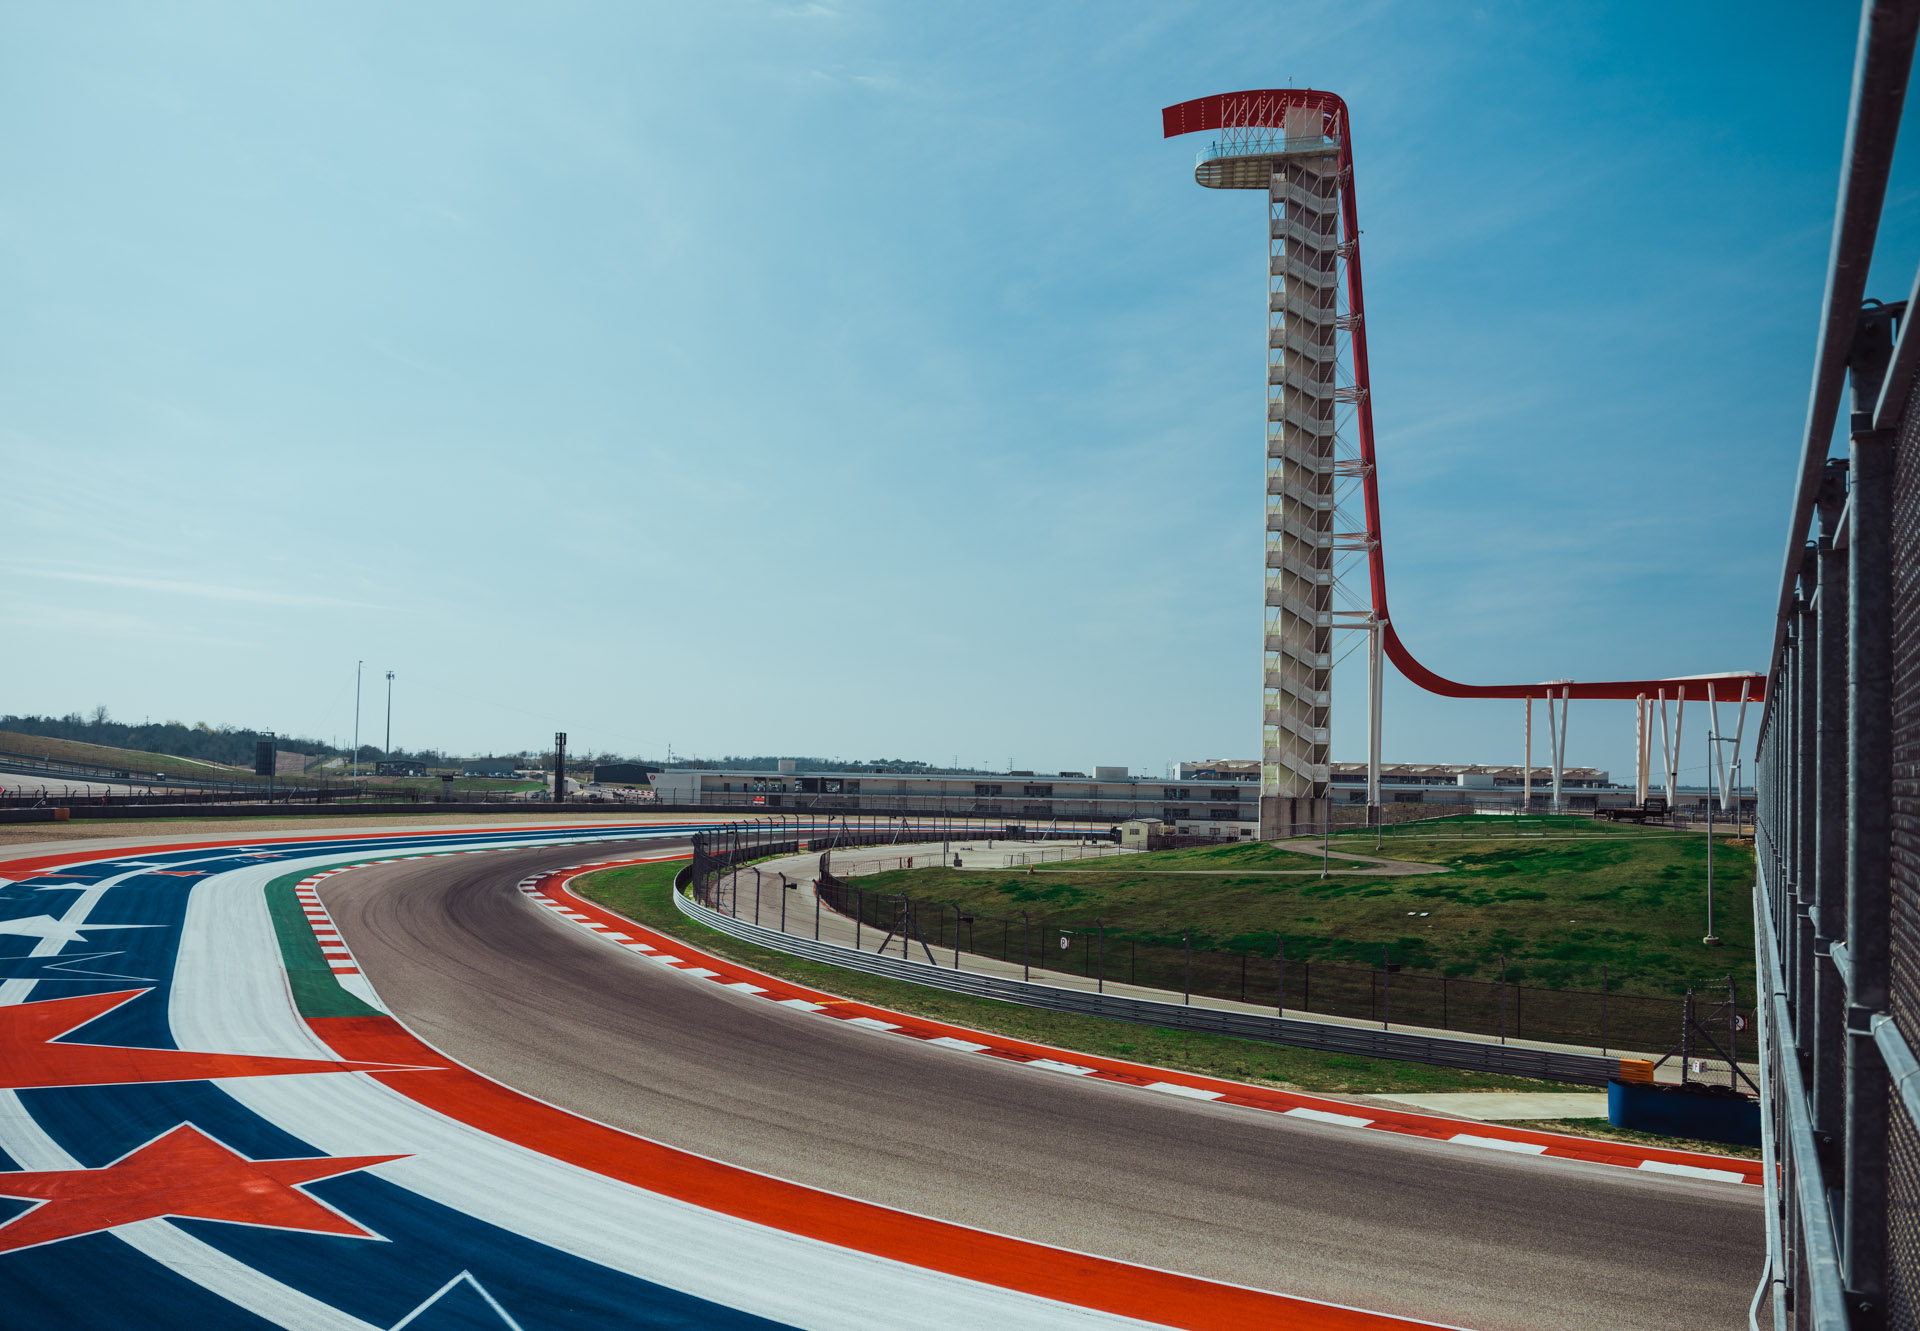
[650,764,1259,836]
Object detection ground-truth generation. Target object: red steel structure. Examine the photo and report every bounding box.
[1163,90,1766,705]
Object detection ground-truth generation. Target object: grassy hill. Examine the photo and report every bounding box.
[842,816,1752,999]
[0,729,266,783]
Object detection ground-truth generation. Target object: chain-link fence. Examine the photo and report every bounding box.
[806,864,1744,1053]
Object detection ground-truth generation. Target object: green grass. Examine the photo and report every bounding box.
[842,816,1751,999]
[0,729,267,783]
[263,868,380,1019]
[571,860,1581,1097]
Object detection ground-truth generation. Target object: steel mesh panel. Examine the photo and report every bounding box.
[1891,382,1920,1047]
[1891,1091,1920,1331]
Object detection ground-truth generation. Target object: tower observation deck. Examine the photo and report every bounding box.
[1165,89,1767,835]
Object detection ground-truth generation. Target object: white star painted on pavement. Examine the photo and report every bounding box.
[0,916,156,947]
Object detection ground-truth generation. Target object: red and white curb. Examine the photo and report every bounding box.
[294,873,362,976]
[518,858,1762,1189]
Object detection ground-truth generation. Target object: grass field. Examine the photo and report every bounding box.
[841,816,1752,999]
[0,731,564,798]
[0,729,266,783]
[573,860,1580,1095]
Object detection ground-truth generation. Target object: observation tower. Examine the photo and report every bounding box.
[1171,92,1377,839]
[1165,89,1766,833]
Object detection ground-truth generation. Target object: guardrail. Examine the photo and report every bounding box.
[672,865,1628,1087]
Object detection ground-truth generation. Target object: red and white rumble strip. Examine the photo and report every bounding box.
[294,874,360,976]
[525,856,1762,1189]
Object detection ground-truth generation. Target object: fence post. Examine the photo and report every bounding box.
[1499,954,1508,1044]
[1600,964,1608,1055]
[855,889,863,951]
[1381,945,1390,1031]
[1183,932,1191,1006]
[1097,918,1105,994]
[953,903,961,970]
[1023,912,1030,981]
[814,883,820,940]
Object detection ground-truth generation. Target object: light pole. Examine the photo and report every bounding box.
[384,671,395,762]
[351,660,363,787]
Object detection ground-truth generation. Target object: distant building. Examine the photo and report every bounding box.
[374,760,428,777]
[592,763,659,786]
[651,766,1258,836]
[1187,758,1750,815]
[461,757,518,778]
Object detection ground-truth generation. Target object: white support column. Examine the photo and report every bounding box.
[1669,687,1685,806]
[1725,681,1751,810]
[1367,620,1383,816]
[1549,687,1569,811]
[1634,694,1650,806]
[1707,683,1722,815]
[1657,688,1674,805]
[1523,698,1532,813]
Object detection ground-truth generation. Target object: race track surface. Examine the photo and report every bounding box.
[324,842,1764,1331]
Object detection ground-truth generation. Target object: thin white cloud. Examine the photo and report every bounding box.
[6,566,382,610]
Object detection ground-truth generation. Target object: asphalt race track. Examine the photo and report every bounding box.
[321,841,1764,1331]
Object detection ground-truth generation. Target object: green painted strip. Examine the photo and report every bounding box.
[265,866,380,1019]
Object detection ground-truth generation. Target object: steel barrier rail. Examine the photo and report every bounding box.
[672,866,1625,1086]
[1756,874,1852,1330]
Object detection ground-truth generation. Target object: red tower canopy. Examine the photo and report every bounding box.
[1161,90,1348,142]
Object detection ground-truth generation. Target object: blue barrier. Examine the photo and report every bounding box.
[1608,1079,1761,1148]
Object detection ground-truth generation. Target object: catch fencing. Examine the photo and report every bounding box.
[1749,6,1920,1327]
[674,862,1628,1087]
[807,856,1743,1055]
[683,817,1748,1075]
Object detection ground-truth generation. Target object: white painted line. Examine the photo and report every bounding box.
[926,1037,991,1053]
[1025,1059,1096,1077]
[680,967,719,978]
[1450,1134,1549,1156]
[1146,1082,1224,1101]
[779,999,825,1012]
[844,1017,900,1032]
[1284,1107,1375,1127]
[1638,1159,1747,1183]
[723,983,767,994]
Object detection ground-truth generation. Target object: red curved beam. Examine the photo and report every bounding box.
[1164,90,1766,703]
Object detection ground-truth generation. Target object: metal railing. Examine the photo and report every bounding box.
[1753,4,1920,1327]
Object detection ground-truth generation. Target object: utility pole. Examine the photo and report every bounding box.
[384,671,395,762]
[553,732,568,804]
[352,660,363,786]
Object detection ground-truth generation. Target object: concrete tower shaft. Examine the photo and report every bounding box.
[1195,109,1352,837]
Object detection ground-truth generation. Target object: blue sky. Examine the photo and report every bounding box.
[1,2,1909,781]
